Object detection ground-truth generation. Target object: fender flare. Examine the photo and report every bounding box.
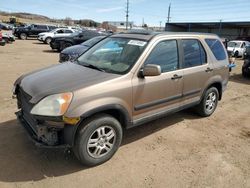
[63,104,131,146]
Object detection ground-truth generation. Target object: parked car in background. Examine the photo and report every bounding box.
[242,45,250,77]
[227,40,250,57]
[0,22,13,30]
[38,28,77,44]
[2,33,15,43]
[13,24,57,40]
[13,32,229,166]
[0,30,6,46]
[59,36,107,63]
[50,30,106,51]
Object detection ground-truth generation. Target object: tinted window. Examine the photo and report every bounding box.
[56,29,64,34]
[64,30,73,33]
[37,25,48,29]
[182,39,207,68]
[205,39,226,60]
[144,40,178,73]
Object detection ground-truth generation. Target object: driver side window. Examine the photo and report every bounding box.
[144,40,178,73]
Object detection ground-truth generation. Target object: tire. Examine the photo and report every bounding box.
[242,68,249,78]
[61,42,72,51]
[196,87,219,117]
[73,114,123,166]
[19,33,27,40]
[234,51,239,58]
[45,37,52,44]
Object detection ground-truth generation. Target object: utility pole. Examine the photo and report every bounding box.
[126,0,129,30]
[160,21,162,30]
[142,18,144,27]
[219,19,222,35]
[166,3,171,31]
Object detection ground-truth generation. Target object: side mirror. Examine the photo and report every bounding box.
[139,64,161,77]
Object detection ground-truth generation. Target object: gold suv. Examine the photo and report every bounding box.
[13,31,229,166]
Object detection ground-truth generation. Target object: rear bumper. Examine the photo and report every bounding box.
[16,110,71,148]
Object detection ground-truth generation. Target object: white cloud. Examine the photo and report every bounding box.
[96,6,123,13]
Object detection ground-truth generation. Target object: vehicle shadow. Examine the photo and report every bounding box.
[32,42,46,45]
[229,73,250,85]
[0,109,199,183]
[43,49,59,53]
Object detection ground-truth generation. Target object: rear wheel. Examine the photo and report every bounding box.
[19,33,27,40]
[196,87,219,117]
[61,42,72,51]
[45,37,52,44]
[234,51,239,58]
[73,114,123,166]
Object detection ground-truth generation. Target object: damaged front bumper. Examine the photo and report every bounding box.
[16,110,72,148]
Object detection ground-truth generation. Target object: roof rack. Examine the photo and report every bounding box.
[124,29,155,35]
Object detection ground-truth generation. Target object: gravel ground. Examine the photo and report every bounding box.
[0,39,250,188]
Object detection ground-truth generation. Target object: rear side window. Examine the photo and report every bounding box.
[64,30,73,33]
[182,39,207,68]
[37,25,48,29]
[205,39,226,61]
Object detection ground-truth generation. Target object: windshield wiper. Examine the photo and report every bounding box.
[81,62,106,72]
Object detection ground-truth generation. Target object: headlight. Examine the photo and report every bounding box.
[69,54,80,61]
[31,92,73,116]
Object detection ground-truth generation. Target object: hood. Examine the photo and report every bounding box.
[61,45,89,55]
[17,63,119,103]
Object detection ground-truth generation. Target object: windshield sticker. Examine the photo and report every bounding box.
[128,40,146,47]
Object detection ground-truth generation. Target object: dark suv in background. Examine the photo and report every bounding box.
[13,24,57,40]
[242,45,250,77]
[50,30,106,51]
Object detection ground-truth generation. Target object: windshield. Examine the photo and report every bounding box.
[228,41,241,48]
[81,36,106,47]
[50,29,58,33]
[77,37,147,75]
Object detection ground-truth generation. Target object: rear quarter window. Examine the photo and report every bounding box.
[205,39,226,61]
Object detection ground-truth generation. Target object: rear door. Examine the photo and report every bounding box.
[132,39,184,121]
[180,38,213,106]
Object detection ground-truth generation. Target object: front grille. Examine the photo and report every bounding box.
[60,53,70,62]
[17,88,38,133]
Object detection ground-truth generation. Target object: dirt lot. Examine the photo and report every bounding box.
[0,39,250,188]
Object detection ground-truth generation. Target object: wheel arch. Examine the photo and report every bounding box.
[63,104,132,146]
[203,82,223,101]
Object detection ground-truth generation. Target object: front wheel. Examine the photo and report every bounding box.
[60,42,72,51]
[196,87,219,117]
[73,114,123,166]
[19,33,27,40]
[45,37,52,44]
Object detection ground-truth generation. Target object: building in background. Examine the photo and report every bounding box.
[165,21,250,40]
[104,21,134,31]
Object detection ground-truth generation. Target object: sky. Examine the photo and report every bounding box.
[1,0,250,26]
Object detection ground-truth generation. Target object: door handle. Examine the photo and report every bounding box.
[205,67,213,72]
[171,74,183,80]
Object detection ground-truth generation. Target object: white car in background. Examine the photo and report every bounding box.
[38,28,76,44]
[227,40,250,57]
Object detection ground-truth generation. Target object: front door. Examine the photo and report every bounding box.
[132,39,183,122]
